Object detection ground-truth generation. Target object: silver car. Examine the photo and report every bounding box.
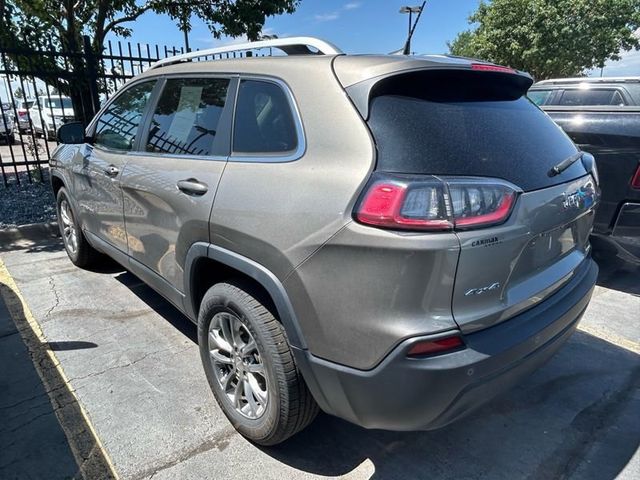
[50,37,600,445]
[1,103,15,144]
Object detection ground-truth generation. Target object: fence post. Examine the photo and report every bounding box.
[82,35,100,124]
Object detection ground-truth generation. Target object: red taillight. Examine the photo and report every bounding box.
[632,164,640,189]
[356,180,453,231]
[355,174,519,232]
[407,336,464,357]
[17,110,27,118]
[471,63,516,74]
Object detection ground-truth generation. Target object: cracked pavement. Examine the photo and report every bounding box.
[0,238,639,480]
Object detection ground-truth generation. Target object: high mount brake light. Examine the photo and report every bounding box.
[355,174,519,232]
[471,63,517,74]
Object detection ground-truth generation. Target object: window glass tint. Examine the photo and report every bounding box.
[559,88,626,106]
[527,89,553,105]
[95,81,155,151]
[367,93,584,192]
[233,80,297,154]
[46,97,73,110]
[146,78,229,156]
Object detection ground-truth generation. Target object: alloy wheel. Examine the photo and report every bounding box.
[59,199,78,254]
[208,312,268,419]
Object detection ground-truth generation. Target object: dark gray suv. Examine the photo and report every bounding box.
[51,37,600,445]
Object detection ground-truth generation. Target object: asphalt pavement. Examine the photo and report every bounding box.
[0,238,638,480]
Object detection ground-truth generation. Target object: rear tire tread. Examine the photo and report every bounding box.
[199,281,318,445]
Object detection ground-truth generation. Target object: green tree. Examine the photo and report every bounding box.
[448,0,640,79]
[0,0,298,121]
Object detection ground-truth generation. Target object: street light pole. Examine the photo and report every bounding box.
[399,2,426,55]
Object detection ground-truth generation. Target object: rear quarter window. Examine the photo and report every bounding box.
[232,79,298,155]
[528,89,554,105]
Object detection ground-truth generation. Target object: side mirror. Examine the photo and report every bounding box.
[57,121,86,144]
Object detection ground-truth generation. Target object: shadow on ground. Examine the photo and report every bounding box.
[0,279,115,480]
[263,332,639,480]
[106,251,640,480]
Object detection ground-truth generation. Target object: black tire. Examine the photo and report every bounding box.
[8,134,15,145]
[198,281,319,446]
[56,187,102,268]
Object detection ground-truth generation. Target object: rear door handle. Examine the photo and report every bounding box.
[104,165,119,177]
[177,179,208,195]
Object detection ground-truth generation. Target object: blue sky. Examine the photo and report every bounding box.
[109,0,482,55]
[106,0,638,76]
[1,0,638,101]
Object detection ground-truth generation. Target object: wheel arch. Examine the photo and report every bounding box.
[184,242,307,349]
[50,172,65,197]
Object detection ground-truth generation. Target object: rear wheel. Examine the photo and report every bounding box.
[56,187,101,268]
[198,281,318,445]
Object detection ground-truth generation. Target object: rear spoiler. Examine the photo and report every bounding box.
[344,66,534,120]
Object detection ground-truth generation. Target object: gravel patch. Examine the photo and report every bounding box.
[0,168,56,228]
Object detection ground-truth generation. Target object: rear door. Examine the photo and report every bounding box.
[364,68,598,332]
[120,75,235,293]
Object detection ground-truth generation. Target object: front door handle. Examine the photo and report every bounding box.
[104,165,119,177]
[177,179,208,196]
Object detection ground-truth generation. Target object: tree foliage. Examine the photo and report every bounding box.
[0,0,298,121]
[448,0,640,79]
[0,1,299,53]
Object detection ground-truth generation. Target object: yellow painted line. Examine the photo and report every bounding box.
[0,258,120,480]
[578,324,640,354]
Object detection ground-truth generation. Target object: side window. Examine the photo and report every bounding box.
[528,89,553,106]
[611,91,626,106]
[146,78,229,156]
[558,88,626,106]
[94,81,155,151]
[233,79,298,155]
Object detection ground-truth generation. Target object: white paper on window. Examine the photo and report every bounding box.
[167,86,203,143]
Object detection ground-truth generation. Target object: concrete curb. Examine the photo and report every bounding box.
[0,221,59,250]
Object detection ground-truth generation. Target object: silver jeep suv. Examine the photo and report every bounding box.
[51,37,600,445]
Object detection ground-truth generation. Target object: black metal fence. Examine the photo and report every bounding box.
[0,35,184,185]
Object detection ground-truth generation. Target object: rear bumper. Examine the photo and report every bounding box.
[295,258,598,431]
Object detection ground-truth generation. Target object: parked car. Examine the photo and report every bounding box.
[529,77,640,263]
[0,103,15,144]
[50,37,600,446]
[16,98,35,133]
[30,95,75,140]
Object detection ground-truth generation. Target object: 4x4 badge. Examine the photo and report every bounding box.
[465,282,501,296]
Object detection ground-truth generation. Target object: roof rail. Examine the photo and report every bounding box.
[149,36,343,70]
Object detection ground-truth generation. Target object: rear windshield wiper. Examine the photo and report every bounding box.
[548,151,583,177]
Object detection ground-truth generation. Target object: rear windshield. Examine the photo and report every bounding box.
[46,98,73,110]
[367,71,586,191]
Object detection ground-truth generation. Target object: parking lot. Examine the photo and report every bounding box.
[0,136,56,175]
[0,237,638,480]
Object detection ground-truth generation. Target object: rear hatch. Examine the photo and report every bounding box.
[352,66,598,332]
